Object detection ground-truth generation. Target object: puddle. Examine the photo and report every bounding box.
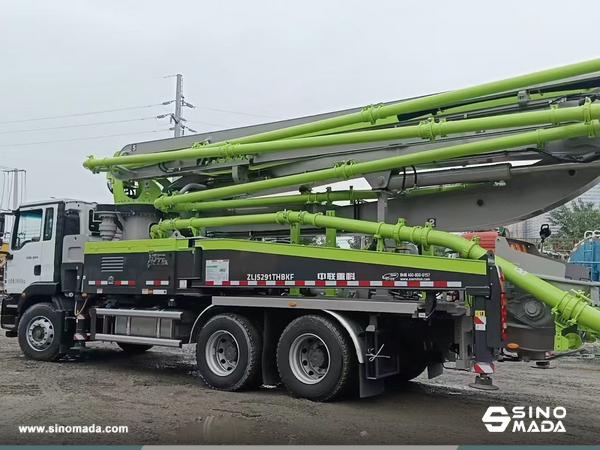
[172,415,260,444]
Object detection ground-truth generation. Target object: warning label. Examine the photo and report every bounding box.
[206,259,230,282]
[474,315,487,331]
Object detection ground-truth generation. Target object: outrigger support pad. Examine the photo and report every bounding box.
[469,375,499,391]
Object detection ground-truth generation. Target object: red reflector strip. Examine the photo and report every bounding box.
[115,280,135,286]
[203,280,463,287]
[88,280,135,286]
[146,280,169,286]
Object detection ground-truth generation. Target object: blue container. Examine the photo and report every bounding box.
[569,233,600,282]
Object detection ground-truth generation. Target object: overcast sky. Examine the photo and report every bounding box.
[1,0,599,205]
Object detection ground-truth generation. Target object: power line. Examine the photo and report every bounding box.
[185,119,228,128]
[192,106,280,119]
[0,117,160,135]
[0,129,170,149]
[0,103,170,126]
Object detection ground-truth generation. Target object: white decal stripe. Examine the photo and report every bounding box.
[204,280,462,287]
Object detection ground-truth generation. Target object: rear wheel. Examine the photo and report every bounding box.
[117,343,153,354]
[18,302,64,362]
[196,313,262,391]
[277,315,356,402]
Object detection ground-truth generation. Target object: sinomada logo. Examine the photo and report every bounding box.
[482,406,566,433]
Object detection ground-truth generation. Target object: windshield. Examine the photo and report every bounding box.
[13,210,42,250]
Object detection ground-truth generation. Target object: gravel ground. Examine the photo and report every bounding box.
[0,330,598,445]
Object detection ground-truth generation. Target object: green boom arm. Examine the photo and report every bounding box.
[155,120,600,210]
[83,101,600,172]
[83,57,600,172]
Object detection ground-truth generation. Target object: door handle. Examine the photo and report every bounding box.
[34,265,41,276]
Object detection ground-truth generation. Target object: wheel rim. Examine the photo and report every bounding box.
[289,333,330,384]
[205,330,239,376]
[26,316,55,352]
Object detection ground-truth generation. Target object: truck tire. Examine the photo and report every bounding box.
[117,343,153,354]
[395,341,429,382]
[277,315,355,402]
[18,302,64,362]
[196,313,262,391]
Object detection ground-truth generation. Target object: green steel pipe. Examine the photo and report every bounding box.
[176,184,478,212]
[154,121,600,210]
[227,58,600,145]
[83,102,600,171]
[159,213,279,232]
[274,211,600,335]
[157,213,280,235]
[154,210,600,334]
[172,190,378,212]
[298,89,596,139]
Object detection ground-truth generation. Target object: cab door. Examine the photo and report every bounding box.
[39,205,57,282]
[4,208,44,294]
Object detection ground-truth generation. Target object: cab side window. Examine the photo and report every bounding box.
[43,208,54,241]
[64,210,80,236]
[13,209,43,250]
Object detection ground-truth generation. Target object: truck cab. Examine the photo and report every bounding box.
[0,199,98,335]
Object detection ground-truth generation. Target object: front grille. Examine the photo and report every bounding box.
[101,256,124,273]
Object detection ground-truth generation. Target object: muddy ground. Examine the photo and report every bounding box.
[0,330,598,445]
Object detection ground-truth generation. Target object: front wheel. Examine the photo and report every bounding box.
[18,302,64,362]
[277,315,356,402]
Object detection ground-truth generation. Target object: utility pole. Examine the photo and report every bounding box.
[174,74,183,137]
[168,74,196,137]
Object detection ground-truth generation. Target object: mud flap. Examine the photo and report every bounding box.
[56,310,74,354]
[261,310,281,386]
[427,362,443,379]
[359,363,384,398]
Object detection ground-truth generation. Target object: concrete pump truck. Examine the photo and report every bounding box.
[2,59,600,401]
